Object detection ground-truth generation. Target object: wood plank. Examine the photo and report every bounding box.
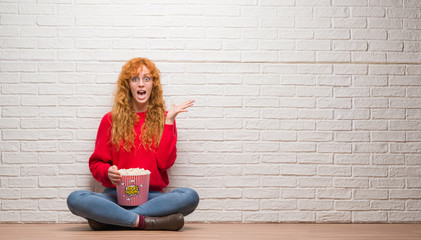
[0,223,420,240]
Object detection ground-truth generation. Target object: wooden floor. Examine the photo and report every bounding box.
[1,223,421,240]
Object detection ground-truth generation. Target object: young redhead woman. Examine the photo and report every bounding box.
[67,58,199,231]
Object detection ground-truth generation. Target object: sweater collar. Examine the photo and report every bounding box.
[136,111,147,117]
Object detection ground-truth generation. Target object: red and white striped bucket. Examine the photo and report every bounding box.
[116,173,150,206]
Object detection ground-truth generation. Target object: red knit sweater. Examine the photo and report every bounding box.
[89,111,177,192]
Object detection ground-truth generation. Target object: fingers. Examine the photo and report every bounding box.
[110,165,118,171]
[182,100,195,106]
[110,175,121,185]
[183,100,195,104]
[176,100,195,111]
[108,165,121,185]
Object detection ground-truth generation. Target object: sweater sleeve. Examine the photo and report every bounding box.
[89,113,114,187]
[156,119,177,170]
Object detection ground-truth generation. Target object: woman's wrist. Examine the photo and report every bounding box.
[165,118,174,125]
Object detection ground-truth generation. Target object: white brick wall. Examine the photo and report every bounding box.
[1,0,420,224]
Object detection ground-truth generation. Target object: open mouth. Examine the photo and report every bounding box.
[137,90,146,96]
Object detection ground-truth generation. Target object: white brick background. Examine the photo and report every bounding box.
[1,0,421,223]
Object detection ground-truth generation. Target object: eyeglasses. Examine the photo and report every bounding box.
[131,76,152,84]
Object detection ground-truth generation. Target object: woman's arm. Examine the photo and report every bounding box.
[89,113,114,187]
[156,120,177,170]
[156,100,194,170]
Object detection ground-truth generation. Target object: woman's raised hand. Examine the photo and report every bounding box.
[165,100,195,124]
[108,165,121,185]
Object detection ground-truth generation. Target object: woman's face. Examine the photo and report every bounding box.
[129,65,153,112]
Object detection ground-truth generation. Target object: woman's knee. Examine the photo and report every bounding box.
[67,190,91,212]
[187,188,200,206]
[176,188,200,208]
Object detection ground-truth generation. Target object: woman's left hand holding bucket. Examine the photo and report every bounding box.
[108,165,121,185]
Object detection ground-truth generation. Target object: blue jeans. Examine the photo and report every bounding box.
[67,187,199,228]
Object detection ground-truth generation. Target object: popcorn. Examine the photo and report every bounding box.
[118,168,151,175]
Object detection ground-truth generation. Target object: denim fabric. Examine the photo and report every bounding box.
[67,187,199,227]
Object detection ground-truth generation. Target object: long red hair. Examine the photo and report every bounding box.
[111,57,166,152]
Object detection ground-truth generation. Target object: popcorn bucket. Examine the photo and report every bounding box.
[116,172,150,206]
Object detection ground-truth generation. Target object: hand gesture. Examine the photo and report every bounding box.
[165,100,195,124]
[108,165,121,185]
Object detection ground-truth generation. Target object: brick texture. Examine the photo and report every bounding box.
[1,0,420,224]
